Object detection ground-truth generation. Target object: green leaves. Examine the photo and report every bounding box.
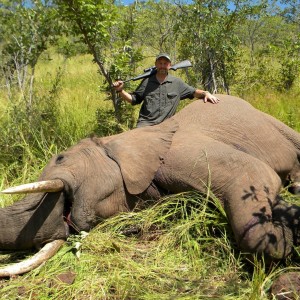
[53,0,143,124]
[55,0,117,48]
[1,1,62,62]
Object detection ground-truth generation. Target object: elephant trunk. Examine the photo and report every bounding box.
[0,181,68,277]
[0,192,68,250]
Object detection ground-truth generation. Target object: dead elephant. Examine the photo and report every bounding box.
[0,94,300,283]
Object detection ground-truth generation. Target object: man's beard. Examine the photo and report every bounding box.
[157,69,168,75]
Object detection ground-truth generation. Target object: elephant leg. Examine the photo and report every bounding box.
[287,161,300,195]
[224,160,299,260]
[272,198,300,246]
[159,136,299,259]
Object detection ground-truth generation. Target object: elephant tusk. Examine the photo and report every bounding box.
[0,179,64,194]
[0,239,65,277]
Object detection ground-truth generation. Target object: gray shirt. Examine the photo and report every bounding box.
[131,74,195,127]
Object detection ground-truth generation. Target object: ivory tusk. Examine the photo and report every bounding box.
[1,179,64,194]
[0,239,65,277]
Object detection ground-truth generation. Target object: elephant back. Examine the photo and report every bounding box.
[173,94,300,178]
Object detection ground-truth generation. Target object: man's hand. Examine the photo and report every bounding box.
[111,81,133,104]
[194,90,220,103]
[112,80,124,92]
[203,91,220,104]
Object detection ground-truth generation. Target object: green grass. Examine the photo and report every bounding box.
[0,192,299,299]
[243,88,300,132]
[0,52,299,299]
[0,193,251,299]
[35,53,113,139]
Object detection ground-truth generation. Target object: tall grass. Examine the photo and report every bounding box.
[0,52,122,187]
[0,192,298,299]
[243,88,300,132]
[34,53,113,140]
[0,192,254,299]
[0,52,299,299]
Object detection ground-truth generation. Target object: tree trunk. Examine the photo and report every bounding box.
[208,48,218,93]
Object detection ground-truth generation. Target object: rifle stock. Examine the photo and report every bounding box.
[123,60,192,83]
[170,60,192,71]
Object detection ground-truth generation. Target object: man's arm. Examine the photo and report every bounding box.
[112,80,133,103]
[194,89,220,104]
[117,90,133,104]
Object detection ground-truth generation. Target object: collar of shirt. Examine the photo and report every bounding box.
[149,73,174,84]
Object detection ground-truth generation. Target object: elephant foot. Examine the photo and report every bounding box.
[270,272,300,299]
[288,182,300,195]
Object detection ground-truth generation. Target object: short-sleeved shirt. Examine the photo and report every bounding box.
[131,74,196,127]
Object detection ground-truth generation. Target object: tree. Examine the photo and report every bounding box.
[235,3,300,92]
[0,0,62,106]
[0,0,65,171]
[174,0,265,94]
[134,0,180,58]
[54,0,143,126]
[280,0,300,25]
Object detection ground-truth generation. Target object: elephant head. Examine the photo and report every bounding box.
[0,119,178,276]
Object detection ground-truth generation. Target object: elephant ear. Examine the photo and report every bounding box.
[102,119,178,195]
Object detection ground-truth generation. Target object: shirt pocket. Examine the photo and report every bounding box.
[167,92,178,103]
[167,92,177,98]
[166,92,178,107]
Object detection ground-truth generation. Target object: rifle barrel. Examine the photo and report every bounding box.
[122,60,192,83]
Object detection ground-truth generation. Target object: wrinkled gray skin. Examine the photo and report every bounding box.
[1,94,300,260]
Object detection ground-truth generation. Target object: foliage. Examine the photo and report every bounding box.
[56,36,89,59]
[0,0,62,96]
[0,0,67,181]
[53,0,143,127]
[0,65,65,182]
[280,0,300,24]
[0,52,107,182]
[0,0,299,298]
[133,0,180,56]
[275,38,300,91]
[173,0,265,94]
[234,12,300,94]
[243,89,300,132]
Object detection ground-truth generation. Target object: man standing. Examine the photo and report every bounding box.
[113,53,220,127]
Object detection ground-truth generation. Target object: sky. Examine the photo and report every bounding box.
[119,0,286,9]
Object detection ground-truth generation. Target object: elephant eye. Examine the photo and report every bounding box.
[56,155,65,164]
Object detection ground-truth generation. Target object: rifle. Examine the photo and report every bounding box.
[122,60,192,83]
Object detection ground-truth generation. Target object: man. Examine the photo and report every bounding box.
[113,53,220,127]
